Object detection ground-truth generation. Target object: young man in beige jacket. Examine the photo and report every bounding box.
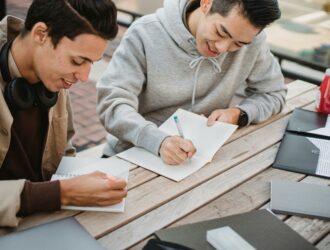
[0,0,127,227]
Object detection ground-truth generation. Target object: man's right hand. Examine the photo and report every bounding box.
[159,136,197,165]
[59,171,127,206]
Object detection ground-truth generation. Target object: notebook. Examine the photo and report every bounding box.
[117,109,237,181]
[51,156,131,212]
[271,180,330,219]
[273,132,330,178]
[273,108,330,178]
[155,209,316,250]
[0,217,104,250]
[286,108,330,139]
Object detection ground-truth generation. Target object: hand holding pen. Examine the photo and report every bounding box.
[159,115,196,165]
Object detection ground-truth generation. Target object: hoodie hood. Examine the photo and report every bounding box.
[156,0,199,56]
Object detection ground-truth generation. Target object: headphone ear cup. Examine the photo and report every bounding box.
[4,78,35,111]
[35,83,58,108]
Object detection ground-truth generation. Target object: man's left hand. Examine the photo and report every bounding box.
[207,108,241,126]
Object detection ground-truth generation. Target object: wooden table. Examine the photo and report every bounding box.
[1,80,329,249]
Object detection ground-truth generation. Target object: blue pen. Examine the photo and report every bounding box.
[173,115,185,139]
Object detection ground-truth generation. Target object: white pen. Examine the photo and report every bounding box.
[173,115,185,139]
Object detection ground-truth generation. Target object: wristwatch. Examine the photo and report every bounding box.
[237,109,248,127]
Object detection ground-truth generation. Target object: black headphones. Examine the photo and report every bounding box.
[0,41,58,111]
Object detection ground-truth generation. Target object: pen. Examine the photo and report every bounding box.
[173,115,185,139]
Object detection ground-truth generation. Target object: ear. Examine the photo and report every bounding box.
[31,22,49,45]
[200,0,212,13]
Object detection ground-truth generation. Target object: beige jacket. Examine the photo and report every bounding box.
[0,16,76,227]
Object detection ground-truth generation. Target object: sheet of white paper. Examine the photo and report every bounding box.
[117,109,237,181]
[159,109,238,161]
[307,137,330,177]
[51,156,131,212]
[68,156,131,177]
[56,156,97,175]
[307,114,330,137]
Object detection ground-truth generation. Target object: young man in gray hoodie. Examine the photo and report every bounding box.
[97,0,287,165]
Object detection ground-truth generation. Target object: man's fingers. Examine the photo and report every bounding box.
[99,198,125,206]
[180,139,196,157]
[106,199,124,205]
[207,111,221,126]
[160,136,197,165]
[165,147,186,164]
[107,177,127,189]
[108,190,127,200]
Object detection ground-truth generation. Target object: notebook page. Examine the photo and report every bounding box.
[67,156,131,177]
[159,109,237,161]
[56,156,97,175]
[307,137,330,177]
[51,156,130,212]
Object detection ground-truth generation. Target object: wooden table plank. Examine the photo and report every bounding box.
[316,234,330,250]
[127,167,158,190]
[285,80,317,100]
[287,216,330,244]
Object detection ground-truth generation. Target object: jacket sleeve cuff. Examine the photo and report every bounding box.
[18,180,61,216]
[0,179,25,227]
[136,124,169,155]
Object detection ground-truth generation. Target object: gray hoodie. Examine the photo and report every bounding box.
[97,0,287,156]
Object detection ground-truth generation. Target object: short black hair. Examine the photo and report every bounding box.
[210,0,281,28]
[21,0,118,47]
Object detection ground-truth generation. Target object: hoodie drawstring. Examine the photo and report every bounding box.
[189,57,222,111]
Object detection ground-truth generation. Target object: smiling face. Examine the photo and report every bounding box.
[32,31,107,92]
[191,1,261,57]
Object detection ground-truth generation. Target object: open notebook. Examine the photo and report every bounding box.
[117,109,237,181]
[51,156,131,212]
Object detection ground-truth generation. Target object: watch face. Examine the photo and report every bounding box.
[238,111,248,127]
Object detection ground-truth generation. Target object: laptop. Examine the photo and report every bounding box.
[271,180,330,219]
[155,210,316,250]
[0,217,104,250]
